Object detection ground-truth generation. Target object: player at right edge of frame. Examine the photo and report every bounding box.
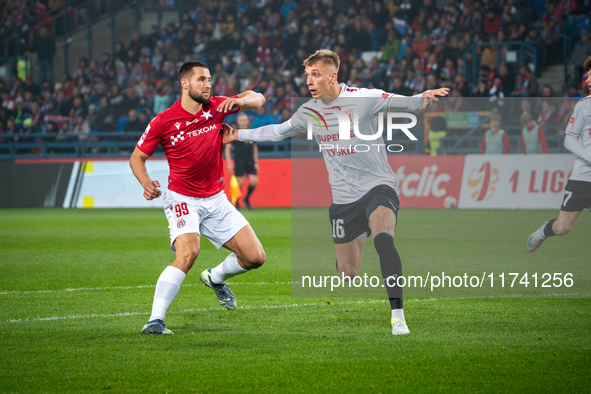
[527,56,591,252]
[223,49,449,335]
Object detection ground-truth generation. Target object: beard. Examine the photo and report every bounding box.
[188,89,210,105]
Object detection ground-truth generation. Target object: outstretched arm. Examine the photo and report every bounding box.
[418,88,450,111]
[129,147,161,200]
[384,88,449,112]
[218,90,265,113]
[222,121,296,143]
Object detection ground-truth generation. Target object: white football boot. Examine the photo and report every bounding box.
[526,221,548,252]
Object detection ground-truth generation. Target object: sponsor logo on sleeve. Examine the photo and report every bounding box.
[138,123,151,146]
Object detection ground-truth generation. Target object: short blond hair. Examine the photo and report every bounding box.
[303,49,340,70]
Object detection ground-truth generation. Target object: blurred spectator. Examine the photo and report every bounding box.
[427,116,447,156]
[16,49,35,83]
[537,100,557,126]
[381,31,401,62]
[541,84,554,97]
[153,81,174,114]
[233,52,254,81]
[481,114,510,154]
[119,87,140,117]
[513,65,537,97]
[124,109,147,132]
[251,106,275,128]
[95,96,118,131]
[471,78,489,98]
[54,87,71,116]
[71,113,91,141]
[555,97,576,126]
[567,84,583,98]
[99,51,114,78]
[114,41,128,64]
[489,78,505,106]
[21,75,41,97]
[43,121,59,135]
[32,26,56,85]
[520,113,547,154]
[29,101,43,131]
[572,30,591,83]
[85,104,99,130]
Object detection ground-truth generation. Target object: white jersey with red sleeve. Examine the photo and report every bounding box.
[287,83,424,204]
[565,95,591,182]
[136,96,239,198]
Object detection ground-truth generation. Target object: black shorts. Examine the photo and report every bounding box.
[234,156,257,176]
[561,179,591,212]
[328,185,400,244]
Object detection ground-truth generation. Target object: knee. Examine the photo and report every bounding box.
[175,244,200,270]
[339,269,358,279]
[241,246,266,269]
[554,221,572,235]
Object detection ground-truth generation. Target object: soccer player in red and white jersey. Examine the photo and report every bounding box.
[527,56,591,252]
[223,50,448,335]
[130,60,266,334]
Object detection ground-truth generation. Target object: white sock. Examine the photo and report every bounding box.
[149,266,186,322]
[392,308,406,322]
[210,253,250,284]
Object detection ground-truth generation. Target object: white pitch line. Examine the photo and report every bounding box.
[1,299,390,324]
[0,281,294,296]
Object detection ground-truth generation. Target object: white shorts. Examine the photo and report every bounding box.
[164,189,249,251]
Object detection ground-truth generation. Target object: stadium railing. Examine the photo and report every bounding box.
[439,125,567,155]
[558,33,576,86]
[1,129,568,160]
[0,131,292,160]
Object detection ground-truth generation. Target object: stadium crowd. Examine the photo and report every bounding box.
[0,0,590,151]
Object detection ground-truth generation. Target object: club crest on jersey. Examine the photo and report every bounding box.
[177,219,186,228]
[171,131,185,145]
[174,122,181,130]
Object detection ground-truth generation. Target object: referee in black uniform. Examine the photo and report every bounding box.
[225,113,259,210]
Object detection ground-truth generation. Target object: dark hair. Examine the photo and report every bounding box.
[178,60,209,81]
[584,56,591,72]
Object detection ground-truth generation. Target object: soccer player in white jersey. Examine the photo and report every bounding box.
[223,49,449,335]
[527,56,591,251]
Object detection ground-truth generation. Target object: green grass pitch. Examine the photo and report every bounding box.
[0,208,589,393]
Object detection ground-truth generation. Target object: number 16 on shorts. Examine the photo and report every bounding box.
[332,219,345,239]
